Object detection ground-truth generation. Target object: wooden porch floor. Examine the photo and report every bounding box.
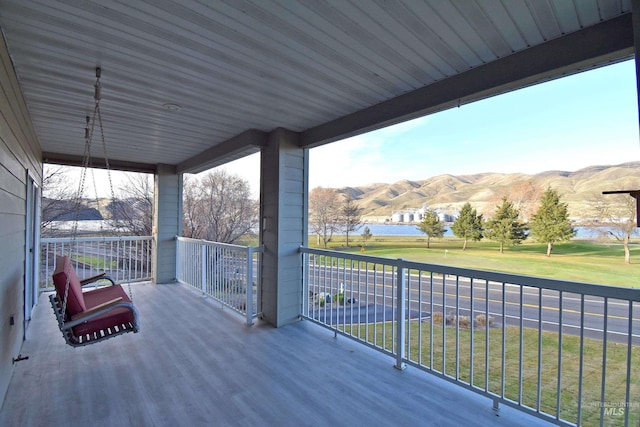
[1,283,551,427]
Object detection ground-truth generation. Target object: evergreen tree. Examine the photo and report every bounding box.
[486,197,527,253]
[341,193,362,247]
[417,210,446,248]
[451,202,484,250]
[529,187,575,256]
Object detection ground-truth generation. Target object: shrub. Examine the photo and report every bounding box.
[432,312,444,324]
[457,316,472,329]
[475,314,494,327]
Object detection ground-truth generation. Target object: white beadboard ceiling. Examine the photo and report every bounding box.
[0,0,634,173]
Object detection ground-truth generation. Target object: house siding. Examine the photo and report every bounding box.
[153,165,182,283]
[260,128,306,327]
[0,31,42,404]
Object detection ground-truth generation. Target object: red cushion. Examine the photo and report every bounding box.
[52,256,86,315]
[72,285,135,337]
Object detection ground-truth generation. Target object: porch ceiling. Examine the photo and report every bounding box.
[0,0,634,174]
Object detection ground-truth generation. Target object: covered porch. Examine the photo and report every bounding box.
[1,1,640,426]
[1,282,548,427]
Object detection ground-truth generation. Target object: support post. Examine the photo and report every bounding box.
[395,259,407,370]
[259,128,307,327]
[152,164,183,284]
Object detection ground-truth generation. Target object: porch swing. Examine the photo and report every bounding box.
[49,67,140,347]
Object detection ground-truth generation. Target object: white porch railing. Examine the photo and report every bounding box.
[300,246,640,427]
[41,236,153,290]
[176,237,262,325]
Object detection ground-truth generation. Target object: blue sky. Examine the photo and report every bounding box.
[308,58,639,188]
[223,59,638,194]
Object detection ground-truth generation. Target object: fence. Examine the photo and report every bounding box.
[300,246,640,427]
[41,236,153,290]
[176,237,262,325]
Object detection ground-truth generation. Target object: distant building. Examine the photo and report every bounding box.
[391,203,458,223]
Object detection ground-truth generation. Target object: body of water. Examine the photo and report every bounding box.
[356,223,619,239]
[46,220,115,233]
[49,220,628,240]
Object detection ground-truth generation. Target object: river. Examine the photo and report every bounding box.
[356,223,617,239]
[49,220,623,240]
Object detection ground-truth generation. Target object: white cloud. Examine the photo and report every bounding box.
[309,134,395,188]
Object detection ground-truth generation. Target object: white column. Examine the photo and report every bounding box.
[152,164,183,284]
[260,128,308,327]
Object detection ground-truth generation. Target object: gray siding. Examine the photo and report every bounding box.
[153,165,182,283]
[260,128,306,327]
[0,32,42,404]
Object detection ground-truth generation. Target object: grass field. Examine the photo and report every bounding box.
[342,321,640,427]
[305,234,640,425]
[310,236,640,288]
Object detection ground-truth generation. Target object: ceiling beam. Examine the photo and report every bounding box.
[300,14,634,149]
[177,129,268,174]
[42,152,158,174]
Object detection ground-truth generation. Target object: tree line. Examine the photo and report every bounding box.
[417,187,637,263]
[42,166,257,244]
[308,187,364,248]
[43,166,636,263]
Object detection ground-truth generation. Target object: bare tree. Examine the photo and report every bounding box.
[589,193,638,264]
[41,165,103,236]
[309,187,341,248]
[182,174,205,239]
[108,173,154,236]
[341,193,362,247]
[41,165,76,235]
[182,170,258,244]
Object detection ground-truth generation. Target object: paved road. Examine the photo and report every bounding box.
[305,264,640,345]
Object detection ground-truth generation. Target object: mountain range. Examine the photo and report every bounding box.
[334,162,640,221]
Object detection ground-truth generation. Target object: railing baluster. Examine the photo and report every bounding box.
[429,271,434,370]
[246,247,253,325]
[624,301,633,427]
[418,270,423,366]
[577,294,585,426]
[442,273,447,375]
[455,276,460,381]
[484,279,489,393]
[470,278,474,387]
[501,282,506,399]
[365,262,369,343]
[518,286,524,405]
[537,288,543,413]
[556,291,563,420]
[599,298,609,425]
[395,260,406,370]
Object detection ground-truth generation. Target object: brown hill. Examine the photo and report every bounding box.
[336,162,640,221]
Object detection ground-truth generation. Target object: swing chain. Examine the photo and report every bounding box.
[61,67,133,315]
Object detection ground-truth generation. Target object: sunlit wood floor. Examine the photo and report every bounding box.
[0,282,551,427]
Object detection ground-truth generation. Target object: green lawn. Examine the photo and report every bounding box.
[342,321,640,427]
[312,236,640,288]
